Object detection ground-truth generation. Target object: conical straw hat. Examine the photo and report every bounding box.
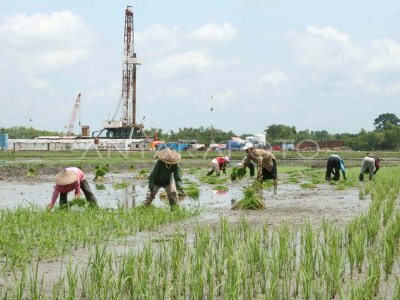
[55,170,78,186]
[156,148,181,164]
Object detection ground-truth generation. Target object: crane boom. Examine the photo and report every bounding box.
[65,93,81,137]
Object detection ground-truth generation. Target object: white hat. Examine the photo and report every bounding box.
[242,143,254,150]
[224,156,230,163]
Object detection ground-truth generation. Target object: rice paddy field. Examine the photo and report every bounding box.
[0,150,400,299]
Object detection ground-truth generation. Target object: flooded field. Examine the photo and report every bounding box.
[0,169,369,228]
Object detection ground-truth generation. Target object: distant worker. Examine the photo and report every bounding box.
[207,156,230,176]
[144,148,185,208]
[48,167,98,210]
[359,156,380,181]
[241,143,278,194]
[325,155,346,181]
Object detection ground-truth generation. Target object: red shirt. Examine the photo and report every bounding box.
[216,157,228,168]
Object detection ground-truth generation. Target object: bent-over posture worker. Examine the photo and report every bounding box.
[207,156,230,176]
[144,148,185,208]
[359,156,380,181]
[48,167,98,210]
[325,155,346,181]
[241,143,278,194]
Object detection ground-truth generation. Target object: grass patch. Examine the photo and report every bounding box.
[200,175,228,185]
[214,185,228,191]
[300,182,317,189]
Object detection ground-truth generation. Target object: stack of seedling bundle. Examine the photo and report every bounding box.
[232,181,266,210]
[230,166,247,181]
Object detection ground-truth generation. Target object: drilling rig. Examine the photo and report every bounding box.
[102,6,143,139]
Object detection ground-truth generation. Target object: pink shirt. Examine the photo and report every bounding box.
[48,167,86,207]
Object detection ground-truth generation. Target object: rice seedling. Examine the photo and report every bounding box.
[214,185,228,191]
[112,181,129,190]
[200,175,228,185]
[300,182,316,189]
[230,166,247,181]
[135,169,148,179]
[232,182,265,210]
[94,164,108,180]
[95,183,106,190]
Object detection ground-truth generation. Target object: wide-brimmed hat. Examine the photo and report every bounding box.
[242,143,254,150]
[55,170,78,186]
[224,156,230,163]
[156,148,181,164]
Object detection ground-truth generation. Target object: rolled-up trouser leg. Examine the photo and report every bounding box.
[60,193,68,209]
[212,159,220,176]
[164,182,178,207]
[80,179,98,207]
[144,185,160,207]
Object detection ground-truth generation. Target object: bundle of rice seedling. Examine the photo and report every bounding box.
[230,166,247,181]
[232,181,266,210]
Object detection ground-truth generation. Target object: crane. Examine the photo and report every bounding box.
[64,93,81,137]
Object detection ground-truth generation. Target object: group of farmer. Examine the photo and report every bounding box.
[48,144,381,210]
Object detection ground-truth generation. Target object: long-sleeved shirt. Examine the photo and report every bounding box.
[148,160,183,190]
[242,149,276,180]
[330,155,346,172]
[49,167,85,207]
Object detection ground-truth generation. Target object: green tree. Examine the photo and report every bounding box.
[265,124,296,142]
[374,113,400,130]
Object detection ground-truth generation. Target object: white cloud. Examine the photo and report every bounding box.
[212,89,236,107]
[136,24,181,56]
[27,77,50,90]
[287,25,400,94]
[0,11,94,73]
[187,22,237,42]
[152,50,214,78]
[252,70,289,92]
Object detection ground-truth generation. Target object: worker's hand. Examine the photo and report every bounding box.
[47,204,53,212]
[178,190,186,198]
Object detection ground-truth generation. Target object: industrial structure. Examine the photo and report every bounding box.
[100,6,143,139]
[63,93,81,137]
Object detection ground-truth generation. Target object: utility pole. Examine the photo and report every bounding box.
[210,95,215,144]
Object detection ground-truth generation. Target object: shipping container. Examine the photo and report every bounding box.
[0,133,8,150]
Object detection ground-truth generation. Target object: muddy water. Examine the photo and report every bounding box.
[0,172,243,210]
[0,171,368,229]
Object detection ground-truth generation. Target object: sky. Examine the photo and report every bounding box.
[0,0,399,136]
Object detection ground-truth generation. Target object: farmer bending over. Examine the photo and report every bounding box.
[48,167,98,210]
[144,148,185,208]
[325,155,346,181]
[359,156,380,181]
[241,143,278,194]
[207,156,230,176]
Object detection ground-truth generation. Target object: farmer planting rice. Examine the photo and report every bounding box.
[240,143,278,194]
[325,154,347,181]
[207,155,230,176]
[144,148,186,208]
[47,167,98,210]
[359,155,380,181]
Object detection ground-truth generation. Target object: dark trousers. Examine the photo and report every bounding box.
[261,159,277,181]
[326,157,340,181]
[60,179,98,208]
